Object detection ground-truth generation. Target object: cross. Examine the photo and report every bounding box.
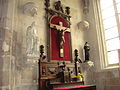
[50,21,70,57]
[50,22,70,32]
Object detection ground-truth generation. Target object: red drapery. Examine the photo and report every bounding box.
[50,16,71,61]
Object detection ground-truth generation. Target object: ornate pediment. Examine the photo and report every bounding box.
[44,0,71,28]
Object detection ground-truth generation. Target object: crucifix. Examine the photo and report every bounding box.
[50,21,70,57]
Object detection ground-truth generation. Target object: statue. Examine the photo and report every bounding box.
[84,42,90,62]
[44,0,50,8]
[65,7,70,15]
[56,61,66,82]
[54,1,64,13]
[50,21,70,57]
[58,22,68,57]
[59,29,66,50]
[26,22,38,54]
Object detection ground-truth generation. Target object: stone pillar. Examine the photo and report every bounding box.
[0,0,15,89]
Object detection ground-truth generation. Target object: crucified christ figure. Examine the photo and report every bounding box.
[58,22,66,48]
[50,21,70,57]
[59,29,65,49]
[59,29,67,57]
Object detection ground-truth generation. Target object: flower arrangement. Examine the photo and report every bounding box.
[76,73,84,79]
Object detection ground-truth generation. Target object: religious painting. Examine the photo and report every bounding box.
[44,0,72,62]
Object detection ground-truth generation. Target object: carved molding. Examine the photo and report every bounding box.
[82,0,90,14]
[44,0,71,27]
[23,2,38,17]
[77,20,90,30]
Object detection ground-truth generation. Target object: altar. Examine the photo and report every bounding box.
[53,85,96,90]
[39,0,96,90]
[50,81,84,89]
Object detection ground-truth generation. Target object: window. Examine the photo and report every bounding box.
[100,0,120,66]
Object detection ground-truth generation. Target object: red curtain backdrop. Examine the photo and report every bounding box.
[50,16,71,61]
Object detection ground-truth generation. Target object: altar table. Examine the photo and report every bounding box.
[53,85,96,90]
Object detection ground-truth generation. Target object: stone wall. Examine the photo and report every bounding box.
[1,0,119,90]
[83,0,120,90]
[0,0,84,90]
